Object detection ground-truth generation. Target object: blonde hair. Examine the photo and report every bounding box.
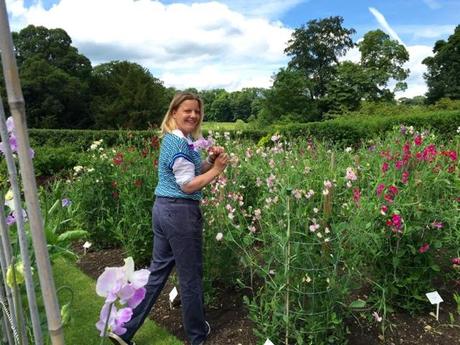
[160,92,204,139]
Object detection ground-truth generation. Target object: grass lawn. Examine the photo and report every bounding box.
[52,258,182,345]
[202,121,249,131]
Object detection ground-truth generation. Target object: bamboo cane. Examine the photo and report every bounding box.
[0,283,14,344]
[0,199,27,344]
[0,98,44,344]
[0,1,64,343]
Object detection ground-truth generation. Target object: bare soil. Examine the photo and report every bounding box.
[74,244,460,345]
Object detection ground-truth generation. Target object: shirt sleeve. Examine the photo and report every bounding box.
[172,157,195,186]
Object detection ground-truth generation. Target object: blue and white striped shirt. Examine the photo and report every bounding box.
[154,131,202,200]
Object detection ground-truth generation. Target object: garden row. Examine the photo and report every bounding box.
[17,123,457,344]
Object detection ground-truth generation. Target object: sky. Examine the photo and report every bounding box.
[5,0,460,98]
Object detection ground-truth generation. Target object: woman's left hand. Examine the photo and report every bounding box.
[208,146,225,164]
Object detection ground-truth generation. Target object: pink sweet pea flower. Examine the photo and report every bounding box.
[431,221,443,229]
[376,184,385,196]
[345,167,357,181]
[381,162,389,173]
[95,303,133,336]
[452,258,460,265]
[401,171,409,184]
[418,243,430,254]
[414,135,422,146]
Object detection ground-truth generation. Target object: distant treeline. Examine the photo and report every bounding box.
[0,19,459,129]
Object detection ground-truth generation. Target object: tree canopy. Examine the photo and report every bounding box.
[423,25,460,103]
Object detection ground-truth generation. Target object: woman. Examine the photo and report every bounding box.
[109,92,228,345]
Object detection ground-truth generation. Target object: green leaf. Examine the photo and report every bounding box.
[57,230,88,243]
[349,299,366,309]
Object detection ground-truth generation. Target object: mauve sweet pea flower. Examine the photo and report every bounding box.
[96,267,125,303]
[95,303,133,336]
[127,287,146,309]
[61,198,71,207]
[192,137,213,151]
[96,257,150,304]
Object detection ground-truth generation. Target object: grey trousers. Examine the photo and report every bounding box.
[121,196,207,345]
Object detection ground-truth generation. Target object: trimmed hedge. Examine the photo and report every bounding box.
[275,110,460,146]
[28,110,460,148]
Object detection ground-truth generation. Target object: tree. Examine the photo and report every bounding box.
[358,29,410,101]
[259,68,319,124]
[13,25,92,80]
[209,91,233,122]
[199,89,226,121]
[323,61,371,115]
[423,25,460,103]
[20,57,90,128]
[284,16,355,100]
[90,61,170,129]
[8,25,93,128]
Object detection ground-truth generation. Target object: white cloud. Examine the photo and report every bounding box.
[162,0,309,20]
[395,45,432,98]
[6,0,292,90]
[368,7,404,45]
[395,24,455,40]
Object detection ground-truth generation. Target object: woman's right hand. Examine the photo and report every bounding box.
[213,153,228,173]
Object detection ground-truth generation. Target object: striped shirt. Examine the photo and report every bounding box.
[154,130,202,200]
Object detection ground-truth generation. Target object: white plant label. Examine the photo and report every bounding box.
[425,291,443,304]
[169,287,178,303]
[263,339,275,345]
[425,291,443,320]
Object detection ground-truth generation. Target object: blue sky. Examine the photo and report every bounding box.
[7,0,460,97]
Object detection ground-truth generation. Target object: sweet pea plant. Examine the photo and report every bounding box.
[95,257,150,342]
[46,125,458,344]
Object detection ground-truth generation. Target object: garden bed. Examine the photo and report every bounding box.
[74,244,460,345]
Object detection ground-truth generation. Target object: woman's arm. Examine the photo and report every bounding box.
[182,154,228,194]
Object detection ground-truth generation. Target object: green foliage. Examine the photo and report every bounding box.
[66,136,160,264]
[259,68,320,124]
[10,25,92,128]
[276,110,460,146]
[285,16,355,99]
[90,61,172,129]
[33,145,82,177]
[358,29,410,99]
[423,25,460,103]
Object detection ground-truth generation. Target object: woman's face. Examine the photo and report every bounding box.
[172,99,201,136]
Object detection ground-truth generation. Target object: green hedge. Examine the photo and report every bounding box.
[275,110,460,146]
[28,110,459,148]
[29,129,157,149]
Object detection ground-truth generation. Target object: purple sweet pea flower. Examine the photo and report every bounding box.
[96,258,150,304]
[127,287,146,309]
[5,209,28,226]
[61,198,71,207]
[192,137,213,151]
[6,213,16,226]
[8,134,18,152]
[95,303,133,336]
